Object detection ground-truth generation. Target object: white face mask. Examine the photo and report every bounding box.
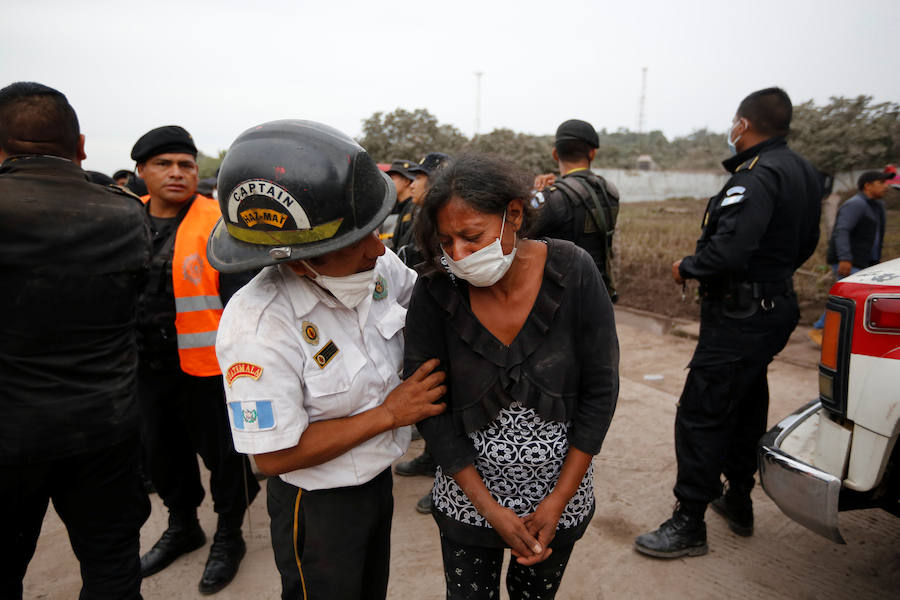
[302,261,376,309]
[727,119,744,155]
[441,210,517,287]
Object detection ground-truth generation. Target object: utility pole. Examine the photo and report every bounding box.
[474,71,483,136]
[638,66,647,134]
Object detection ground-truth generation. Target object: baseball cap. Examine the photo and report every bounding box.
[408,152,450,176]
[555,119,599,149]
[857,170,891,190]
[386,159,418,181]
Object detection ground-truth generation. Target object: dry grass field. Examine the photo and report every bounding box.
[613,189,900,325]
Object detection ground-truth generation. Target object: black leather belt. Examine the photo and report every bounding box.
[699,278,793,301]
[750,278,793,299]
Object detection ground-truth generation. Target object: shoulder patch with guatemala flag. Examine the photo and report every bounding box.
[720,185,746,208]
[229,401,276,432]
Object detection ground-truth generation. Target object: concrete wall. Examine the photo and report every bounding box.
[591,168,871,204]
[592,168,729,203]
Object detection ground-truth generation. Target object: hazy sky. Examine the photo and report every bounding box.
[2,0,898,174]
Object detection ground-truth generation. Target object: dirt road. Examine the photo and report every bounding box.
[24,309,900,599]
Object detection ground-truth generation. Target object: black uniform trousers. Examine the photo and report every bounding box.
[267,469,393,600]
[138,366,259,523]
[673,294,799,510]
[0,436,150,600]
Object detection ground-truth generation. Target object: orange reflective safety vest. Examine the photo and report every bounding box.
[142,194,223,376]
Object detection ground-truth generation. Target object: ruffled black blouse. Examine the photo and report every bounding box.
[403,238,619,476]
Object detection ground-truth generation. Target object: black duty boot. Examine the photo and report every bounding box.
[141,511,206,577]
[415,492,433,514]
[198,527,246,595]
[395,450,436,477]
[634,507,708,558]
[711,492,753,536]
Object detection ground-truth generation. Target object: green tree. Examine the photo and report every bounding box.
[790,96,900,175]
[464,129,556,174]
[667,128,723,170]
[358,108,467,162]
[198,149,226,178]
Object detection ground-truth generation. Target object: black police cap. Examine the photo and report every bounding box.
[408,152,450,176]
[386,159,418,181]
[555,119,599,149]
[131,125,198,163]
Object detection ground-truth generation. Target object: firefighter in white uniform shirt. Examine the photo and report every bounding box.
[207,120,446,600]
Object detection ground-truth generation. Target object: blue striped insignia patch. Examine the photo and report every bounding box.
[721,186,746,207]
[229,401,276,431]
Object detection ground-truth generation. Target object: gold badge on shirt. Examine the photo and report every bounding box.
[302,321,319,345]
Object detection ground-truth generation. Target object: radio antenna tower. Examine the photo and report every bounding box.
[474,71,483,136]
[637,67,647,133]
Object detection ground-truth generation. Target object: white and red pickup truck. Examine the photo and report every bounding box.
[759,257,900,543]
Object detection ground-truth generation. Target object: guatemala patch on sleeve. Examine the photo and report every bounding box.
[720,185,747,208]
[225,362,263,387]
[530,191,545,208]
[229,401,276,431]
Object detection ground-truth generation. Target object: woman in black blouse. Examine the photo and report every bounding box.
[403,153,619,600]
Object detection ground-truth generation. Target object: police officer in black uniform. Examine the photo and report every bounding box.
[393,152,450,268]
[384,159,417,250]
[386,159,417,213]
[531,119,620,300]
[634,87,822,558]
[133,126,259,594]
[0,82,151,599]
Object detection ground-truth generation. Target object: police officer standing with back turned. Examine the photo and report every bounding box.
[132,126,259,594]
[634,87,822,558]
[208,120,446,599]
[0,82,151,599]
[531,119,620,301]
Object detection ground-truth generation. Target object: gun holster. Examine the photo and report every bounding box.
[721,281,758,319]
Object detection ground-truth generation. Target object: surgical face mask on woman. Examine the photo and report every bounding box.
[441,210,517,287]
[301,261,376,309]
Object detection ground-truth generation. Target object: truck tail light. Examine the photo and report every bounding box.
[867,296,900,333]
[818,296,854,417]
[820,309,842,370]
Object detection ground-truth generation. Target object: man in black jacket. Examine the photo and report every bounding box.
[0,82,151,599]
[635,88,822,558]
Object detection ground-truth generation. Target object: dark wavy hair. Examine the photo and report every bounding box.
[414,152,536,265]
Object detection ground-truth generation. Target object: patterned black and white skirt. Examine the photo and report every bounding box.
[431,401,595,547]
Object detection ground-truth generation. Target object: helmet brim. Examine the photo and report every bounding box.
[207,170,396,273]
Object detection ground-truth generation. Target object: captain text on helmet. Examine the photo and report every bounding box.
[209,120,446,600]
